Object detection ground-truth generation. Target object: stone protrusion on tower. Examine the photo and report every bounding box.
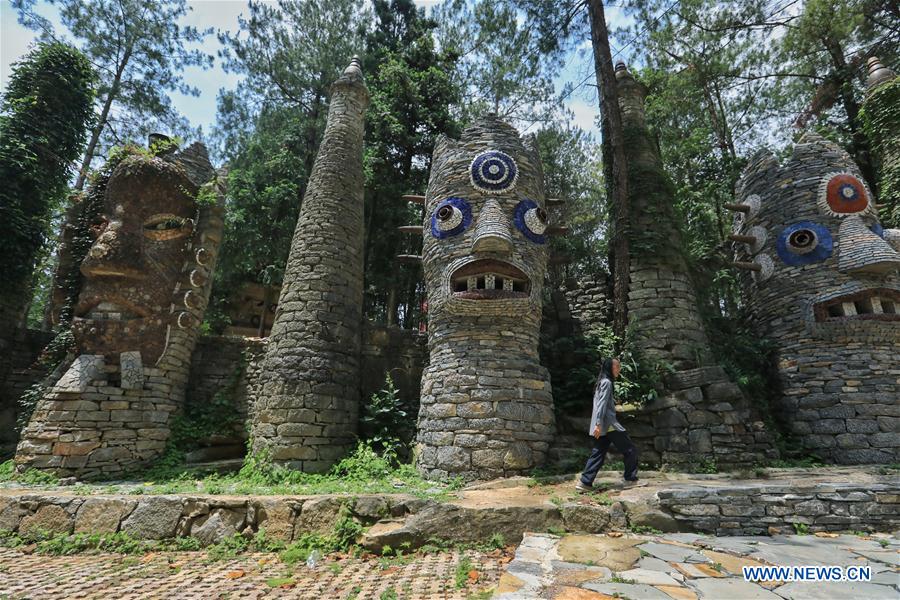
[249,56,370,472]
[615,62,711,369]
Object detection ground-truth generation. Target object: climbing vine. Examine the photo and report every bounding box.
[0,42,94,323]
[860,77,900,228]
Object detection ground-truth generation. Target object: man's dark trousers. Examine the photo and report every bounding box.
[580,430,639,484]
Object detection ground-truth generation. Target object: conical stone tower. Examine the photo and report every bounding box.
[614,64,776,468]
[250,57,369,471]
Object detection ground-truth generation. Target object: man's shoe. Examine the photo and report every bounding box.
[575,481,593,493]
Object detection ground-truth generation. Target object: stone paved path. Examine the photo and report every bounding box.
[495,532,899,599]
[0,547,504,599]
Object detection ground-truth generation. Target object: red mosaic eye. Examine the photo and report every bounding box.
[825,174,868,214]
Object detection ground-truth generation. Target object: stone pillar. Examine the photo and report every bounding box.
[415,116,555,481]
[733,133,900,464]
[249,57,369,472]
[863,57,898,224]
[15,142,225,477]
[613,64,776,468]
[616,64,711,370]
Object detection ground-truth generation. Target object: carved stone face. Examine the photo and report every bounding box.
[734,135,900,342]
[423,124,549,321]
[73,155,200,363]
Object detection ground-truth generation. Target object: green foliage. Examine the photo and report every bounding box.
[0,41,94,317]
[14,0,213,177]
[861,77,900,228]
[360,374,414,457]
[0,459,59,485]
[454,555,474,589]
[792,522,810,535]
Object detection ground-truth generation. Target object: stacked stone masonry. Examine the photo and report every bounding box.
[14,143,225,478]
[733,133,900,464]
[415,116,556,480]
[250,58,370,471]
[659,483,900,536]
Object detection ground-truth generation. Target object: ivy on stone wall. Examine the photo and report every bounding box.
[861,78,900,228]
[0,42,94,324]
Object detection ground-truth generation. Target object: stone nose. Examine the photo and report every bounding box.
[471,198,514,254]
[80,220,147,280]
[838,216,900,274]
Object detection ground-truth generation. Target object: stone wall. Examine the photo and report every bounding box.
[250,58,370,472]
[659,482,899,536]
[0,329,53,457]
[733,134,900,464]
[182,325,425,460]
[564,276,610,335]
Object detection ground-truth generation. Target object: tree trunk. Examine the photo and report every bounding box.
[74,45,132,191]
[587,0,630,346]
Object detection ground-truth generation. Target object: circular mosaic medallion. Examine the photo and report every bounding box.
[431,197,472,239]
[470,150,518,194]
[818,172,871,216]
[513,199,547,244]
[776,221,833,266]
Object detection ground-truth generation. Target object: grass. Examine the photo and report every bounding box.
[0,442,463,501]
[792,522,810,536]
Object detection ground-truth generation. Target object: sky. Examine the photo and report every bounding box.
[0,0,631,139]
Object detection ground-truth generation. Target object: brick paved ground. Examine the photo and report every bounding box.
[0,547,504,599]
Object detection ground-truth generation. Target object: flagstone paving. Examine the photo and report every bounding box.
[0,547,504,599]
[495,531,899,600]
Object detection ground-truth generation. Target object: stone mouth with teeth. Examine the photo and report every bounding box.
[812,288,900,322]
[74,299,150,323]
[449,259,530,300]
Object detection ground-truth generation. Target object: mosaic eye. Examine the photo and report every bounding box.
[431,197,471,239]
[144,213,192,240]
[819,173,871,216]
[470,150,518,194]
[776,221,832,265]
[514,199,547,244]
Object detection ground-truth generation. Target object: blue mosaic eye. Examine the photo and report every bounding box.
[776,221,832,266]
[431,197,471,239]
[514,199,548,244]
[470,150,518,194]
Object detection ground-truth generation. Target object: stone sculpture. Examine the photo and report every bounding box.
[732,133,900,463]
[15,141,224,476]
[415,116,556,481]
[249,57,369,471]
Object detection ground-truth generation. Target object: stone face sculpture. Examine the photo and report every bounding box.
[733,133,900,463]
[249,57,369,472]
[415,116,555,481]
[15,142,224,476]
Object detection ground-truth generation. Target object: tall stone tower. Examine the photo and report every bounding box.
[415,116,556,481]
[614,64,775,468]
[616,64,711,369]
[862,56,899,226]
[250,57,369,471]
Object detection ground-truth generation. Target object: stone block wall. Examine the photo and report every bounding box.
[622,366,778,468]
[659,482,899,536]
[564,277,610,335]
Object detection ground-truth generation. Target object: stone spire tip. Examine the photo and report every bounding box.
[866,56,895,90]
[343,55,362,77]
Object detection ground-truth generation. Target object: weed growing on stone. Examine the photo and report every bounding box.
[610,576,636,584]
[455,555,474,589]
[547,526,567,536]
[0,460,59,485]
[628,524,663,535]
[379,589,398,600]
[792,522,810,535]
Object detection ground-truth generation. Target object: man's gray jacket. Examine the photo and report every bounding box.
[589,377,625,435]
